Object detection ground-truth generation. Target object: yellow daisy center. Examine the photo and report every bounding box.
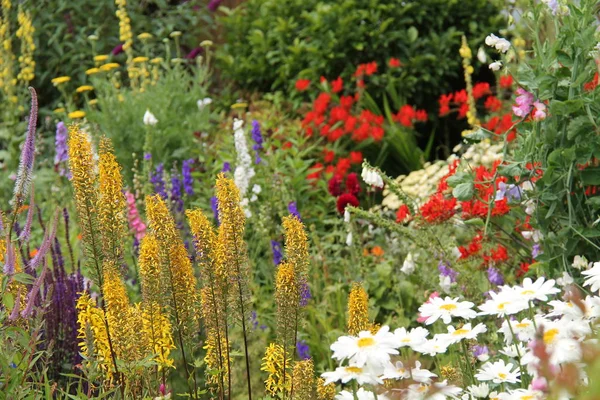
[521,290,535,295]
[440,303,457,311]
[497,302,509,310]
[345,366,362,373]
[515,322,529,328]
[543,328,559,344]
[498,372,507,379]
[453,328,469,336]
[357,337,375,348]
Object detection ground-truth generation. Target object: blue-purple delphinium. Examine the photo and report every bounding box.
[297,340,310,360]
[222,162,231,173]
[438,261,458,282]
[250,310,267,331]
[299,281,311,307]
[182,159,194,196]
[251,120,263,164]
[271,240,283,266]
[288,201,301,220]
[150,163,168,199]
[487,266,504,286]
[472,345,489,360]
[495,182,522,203]
[210,196,219,225]
[170,170,184,213]
[532,244,542,259]
[144,152,152,160]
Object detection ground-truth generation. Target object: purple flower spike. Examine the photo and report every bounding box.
[182,159,194,196]
[210,196,219,225]
[222,162,231,173]
[271,240,283,266]
[13,88,38,203]
[487,266,504,286]
[251,120,263,164]
[299,281,311,307]
[288,201,301,220]
[296,340,310,360]
[18,186,35,242]
[207,0,223,12]
[438,261,458,282]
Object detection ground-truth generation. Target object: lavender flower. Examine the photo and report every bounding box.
[3,241,15,275]
[144,152,152,160]
[487,266,504,286]
[299,281,311,307]
[13,88,38,203]
[8,287,21,321]
[251,120,263,164]
[296,340,310,360]
[532,244,542,259]
[271,240,283,266]
[222,162,231,173]
[210,196,219,224]
[288,201,301,220]
[54,122,69,177]
[18,187,35,242]
[30,212,59,271]
[250,310,267,331]
[472,345,490,361]
[150,163,168,199]
[182,159,194,196]
[495,182,521,202]
[21,260,47,318]
[438,261,458,282]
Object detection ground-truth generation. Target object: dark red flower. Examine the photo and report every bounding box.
[112,43,124,55]
[327,175,344,197]
[336,193,359,214]
[295,79,311,91]
[346,173,361,195]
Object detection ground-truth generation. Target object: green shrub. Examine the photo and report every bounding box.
[217,0,504,106]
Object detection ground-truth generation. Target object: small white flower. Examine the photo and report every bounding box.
[499,343,527,358]
[524,199,536,215]
[477,47,487,63]
[197,97,213,110]
[394,326,429,350]
[252,184,261,194]
[498,318,535,344]
[485,34,511,53]
[485,33,500,47]
[344,209,351,223]
[572,255,590,270]
[413,335,452,356]
[467,383,490,398]
[441,323,487,344]
[419,296,477,325]
[556,272,574,287]
[346,232,353,247]
[475,359,520,384]
[401,252,416,274]
[582,262,600,293]
[489,61,503,71]
[143,109,158,126]
[335,388,389,400]
[321,365,382,385]
[361,166,384,188]
[439,275,454,293]
[521,181,534,192]
[514,277,559,302]
[250,194,258,202]
[478,288,529,317]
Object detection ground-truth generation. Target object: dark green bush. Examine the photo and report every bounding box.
[217,0,504,105]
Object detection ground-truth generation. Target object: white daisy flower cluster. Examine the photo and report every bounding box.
[232,118,256,217]
[322,274,600,399]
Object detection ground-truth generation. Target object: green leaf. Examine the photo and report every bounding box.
[582,169,600,186]
[407,27,418,43]
[452,182,474,201]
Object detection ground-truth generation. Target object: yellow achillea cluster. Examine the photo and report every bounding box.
[347,282,370,335]
[292,359,316,400]
[15,5,34,83]
[76,292,114,379]
[459,36,480,135]
[316,377,336,400]
[262,343,291,396]
[98,138,127,263]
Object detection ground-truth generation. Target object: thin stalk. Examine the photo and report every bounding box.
[503,315,527,388]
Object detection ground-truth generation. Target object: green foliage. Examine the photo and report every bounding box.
[217,0,504,105]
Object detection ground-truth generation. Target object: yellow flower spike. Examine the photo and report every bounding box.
[460,36,480,129]
[316,377,337,400]
[98,138,127,263]
[132,56,149,63]
[51,76,71,85]
[293,359,316,400]
[262,343,291,396]
[203,327,230,392]
[94,54,109,62]
[137,32,152,40]
[15,6,35,83]
[68,110,86,119]
[347,282,370,335]
[76,85,94,93]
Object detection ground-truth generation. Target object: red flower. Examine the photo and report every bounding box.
[340,95,354,109]
[388,57,402,68]
[335,158,352,176]
[394,104,416,127]
[458,103,469,119]
[516,261,531,278]
[371,126,384,141]
[346,173,361,195]
[438,93,453,116]
[419,193,457,224]
[454,90,468,104]
[323,149,335,163]
[415,109,428,122]
[320,76,327,84]
[344,116,358,133]
[295,79,311,91]
[499,75,513,89]
[396,204,410,223]
[332,76,343,93]
[472,82,491,99]
[584,73,599,92]
[307,163,324,180]
[314,92,331,114]
[336,193,359,214]
[484,96,502,112]
[349,151,363,165]
[328,128,345,142]
[327,175,344,197]
[365,62,378,75]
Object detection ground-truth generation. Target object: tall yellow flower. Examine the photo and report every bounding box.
[262,343,291,396]
[15,5,34,83]
[316,377,336,400]
[292,359,316,400]
[114,0,133,71]
[460,36,480,134]
[347,282,370,335]
[0,0,15,100]
[68,124,103,281]
[138,234,163,306]
[98,137,127,263]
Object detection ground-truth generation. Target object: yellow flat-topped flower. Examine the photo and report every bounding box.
[169,31,182,38]
[132,56,149,63]
[68,110,86,119]
[231,102,248,109]
[51,76,71,85]
[137,32,152,40]
[150,57,163,64]
[89,99,98,105]
[99,62,120,71]
[94,54,109,62]
[76,85,94,93]
[85,67,100,75]
[53,107,66,114]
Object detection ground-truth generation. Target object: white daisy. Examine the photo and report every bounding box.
[335,388,389,400]
[418,296,477,325]
[467,383,490,398]
[394,327,429,350]
[330,326,398,367]
[381,360,411,380]
[406,380,462,400]
[411,361,437,384]
[478,288,528,317]
[499,343,528,359]
[475,359,520,384]
[501,388,544,400]
[514,277,559,302]
[321,365,382,385]
[413,335,452,356]
[441,323,487,345]
[582,262,600,293]
[498,318,535,344]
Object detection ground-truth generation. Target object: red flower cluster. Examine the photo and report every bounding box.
[499,75,513,89]
[295,79,311,91]
[458,234,483,260]
[355,62,378,77]
[460,162,510,220]
[584,72,599,92]
[482,113,516,142]
[388,58,402,68]
[393,105,428,128]
[419,193,457,224]
[396,204,411,223]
